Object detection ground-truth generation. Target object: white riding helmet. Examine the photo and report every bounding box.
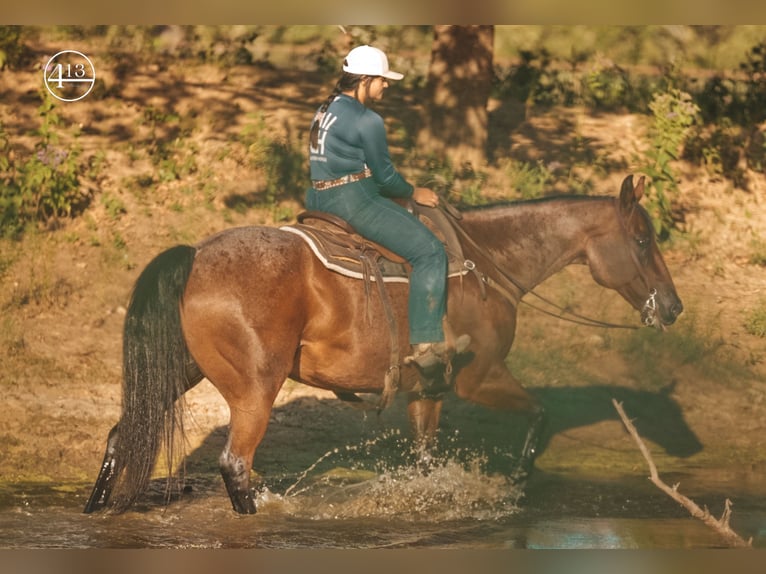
[342,45,404,80]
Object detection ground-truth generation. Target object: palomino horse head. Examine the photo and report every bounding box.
[586,175,683,329]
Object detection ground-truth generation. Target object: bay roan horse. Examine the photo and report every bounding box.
[84,174,683,514]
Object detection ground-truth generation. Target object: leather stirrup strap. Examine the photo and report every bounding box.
[367,253,400,412]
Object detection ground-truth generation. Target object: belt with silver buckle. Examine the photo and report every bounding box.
[312,168,372,191]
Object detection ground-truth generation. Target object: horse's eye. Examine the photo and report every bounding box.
[634,236,650,263]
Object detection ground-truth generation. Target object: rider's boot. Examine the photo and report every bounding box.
[403,334,471,370]
[404,333,471,394]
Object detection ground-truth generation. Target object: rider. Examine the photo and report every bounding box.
[305,45,469,378]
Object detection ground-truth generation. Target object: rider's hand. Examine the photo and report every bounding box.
[412,187,440,208]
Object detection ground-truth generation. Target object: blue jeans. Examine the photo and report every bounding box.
[305,179,446,344]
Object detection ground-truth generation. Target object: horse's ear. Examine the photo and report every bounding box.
[633,176,646,201]
[619,174,645,212]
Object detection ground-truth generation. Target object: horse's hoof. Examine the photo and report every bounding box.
[228,486,258,514]
[231,498,257,514]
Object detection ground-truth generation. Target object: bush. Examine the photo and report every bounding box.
[0,92,89,236]
[0,26,30,70]
[634,87,700,239]
[739,40,766,125]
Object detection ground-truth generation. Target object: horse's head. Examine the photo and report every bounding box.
[586,175,683,329]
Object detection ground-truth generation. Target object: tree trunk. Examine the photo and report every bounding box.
[417,25,494,170]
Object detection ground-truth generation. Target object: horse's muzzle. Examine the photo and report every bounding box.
[642,289,683,329]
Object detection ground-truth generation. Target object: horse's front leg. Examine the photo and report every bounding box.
[454,361,546,480]
[515,402,546,480]
[406,393,444,466]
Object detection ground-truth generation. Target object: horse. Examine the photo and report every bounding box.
[83,174,683,514]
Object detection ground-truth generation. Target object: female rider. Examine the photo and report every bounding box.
[305,45,469,377]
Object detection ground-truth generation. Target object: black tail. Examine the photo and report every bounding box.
[108,244,197,512]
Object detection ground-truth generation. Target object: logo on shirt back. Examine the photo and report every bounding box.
[309,112,337,157]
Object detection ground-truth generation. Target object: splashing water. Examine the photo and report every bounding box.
[256,430,524,522]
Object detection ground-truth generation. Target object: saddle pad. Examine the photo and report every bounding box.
[281,219,469,284]
[282,224,410,283]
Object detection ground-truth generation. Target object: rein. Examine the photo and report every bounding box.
[441,202,641,331]
[519,284,640,330]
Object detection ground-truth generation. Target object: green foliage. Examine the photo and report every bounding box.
[187,26,261,66]
[494,46,659,113]
[634,88,700,240]
[153,139,199,183]
[580,58,630,110]
[491,30,765,194]
[417,156,458,195]
[101,193,127,221]
[241,113,306,217]
[503,159,553,199]
[495,49,577,107]
[0,92,89,237]
[739,40,766,125]
[744,299,766,338]
[0,26,30,70]
[134,104,200,186]
[688,41,766,163]
[416,156,490,206]
[750,236,766,267]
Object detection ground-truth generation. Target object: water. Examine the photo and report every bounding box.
[2,434,764,549]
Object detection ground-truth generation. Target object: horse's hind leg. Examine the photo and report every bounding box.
[185,322,289,514]
[218,390,279,514]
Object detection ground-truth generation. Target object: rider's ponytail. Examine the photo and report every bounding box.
[310,72,367,150]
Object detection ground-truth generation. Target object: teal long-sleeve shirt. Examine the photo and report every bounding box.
[309,94,414,199]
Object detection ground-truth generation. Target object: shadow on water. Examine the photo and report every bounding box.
[532,383,703,458]
[398,383,703,477]
[2,384,764,548]
[180,382,703,486]
[150,383,706,508]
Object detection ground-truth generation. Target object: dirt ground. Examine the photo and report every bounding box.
[1,36,765,497]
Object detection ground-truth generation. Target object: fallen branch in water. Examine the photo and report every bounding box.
[612,399,752,548]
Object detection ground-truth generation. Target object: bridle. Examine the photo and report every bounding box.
[641,288,659,328]
[442,199,660,331]
[614,198,663,329]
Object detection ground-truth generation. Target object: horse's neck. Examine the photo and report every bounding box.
[460,197,613,291]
